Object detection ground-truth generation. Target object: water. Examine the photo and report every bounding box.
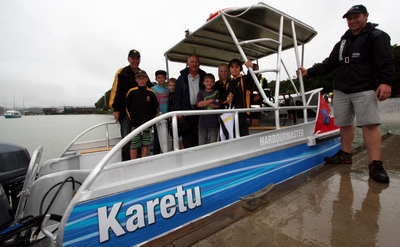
[0,114,120,162]
[0,99,399,162]
[353,98,400,147]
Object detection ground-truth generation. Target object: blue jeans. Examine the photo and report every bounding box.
[198,127,219,145]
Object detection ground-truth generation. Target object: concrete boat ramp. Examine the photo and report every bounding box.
[145,134,400,247]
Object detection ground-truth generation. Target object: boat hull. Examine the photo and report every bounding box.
[4,115,21,119]
[62,137,340,246]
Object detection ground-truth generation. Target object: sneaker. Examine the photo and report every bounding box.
[369,160,390,183]
[324,150,352,164]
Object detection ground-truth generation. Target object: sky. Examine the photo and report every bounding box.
[1,0,399,108]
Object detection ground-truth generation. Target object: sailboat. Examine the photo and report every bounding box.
[4,96,21,118]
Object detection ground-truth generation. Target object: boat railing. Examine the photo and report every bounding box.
[59,121,117,157]
[61,88,322,165]
[14,145,43,222]
[219,6,312,128]
[76,96,319,195]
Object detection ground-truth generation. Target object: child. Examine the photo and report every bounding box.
[196,73,221,145]
[152,70,170,114]
[213,63,230,100]
[223,59,254,137]
[167,78,176,113]
[151,70,169,154]
[126,70,159,159]
[167,78,183,149]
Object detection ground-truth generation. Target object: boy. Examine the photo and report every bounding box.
[167,78,176,114]
[196,73,221,145]
[151,70,170,154]
[126,70,159,159]
[223,59,254,137]
[167,77,176,109]
[152,70,170,114]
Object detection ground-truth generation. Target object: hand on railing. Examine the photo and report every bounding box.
[296,67,307,77]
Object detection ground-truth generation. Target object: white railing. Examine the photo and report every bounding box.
[59,121,117,157]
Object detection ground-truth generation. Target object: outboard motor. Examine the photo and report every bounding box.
[0,184,13,231]
[0,143,30,223]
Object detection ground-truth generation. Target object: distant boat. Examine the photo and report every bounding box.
[4,110,22,118]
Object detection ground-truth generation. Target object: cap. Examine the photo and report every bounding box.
[342,5,368,18]
[135,70,148,77]
[128,49,141,58]
[155,70,167,77]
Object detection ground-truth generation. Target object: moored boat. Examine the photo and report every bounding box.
[0,3,341,246]
[4,110,22,119]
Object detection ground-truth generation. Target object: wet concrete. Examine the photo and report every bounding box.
[190,134,400,247]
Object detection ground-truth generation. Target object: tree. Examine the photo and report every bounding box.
[94,89,111,111]
[268,68,334,97]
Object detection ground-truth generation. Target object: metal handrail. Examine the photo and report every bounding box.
[14,145,44,222]
[59,121,117,157]
[75,99,320,191]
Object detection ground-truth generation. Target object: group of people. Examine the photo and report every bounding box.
[108,49,176,160]
[109,4,395,185]
[109,50,267,161]
[173,55,264,148]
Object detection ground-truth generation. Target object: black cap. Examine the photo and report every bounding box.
[128,49,140,58]
[135,70,148,77]
[155,70,167,77]
[342,5,368,18]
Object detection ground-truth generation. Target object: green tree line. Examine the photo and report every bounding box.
[94,44,399,110]
[94,89,111,112]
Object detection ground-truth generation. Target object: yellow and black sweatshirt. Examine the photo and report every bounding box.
[125,86,159,128]
[109,65,153,119]
[223,74,254,114]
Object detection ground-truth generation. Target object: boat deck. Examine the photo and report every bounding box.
[145,134,400,246]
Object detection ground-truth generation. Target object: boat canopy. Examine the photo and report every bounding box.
[164,2,317,67]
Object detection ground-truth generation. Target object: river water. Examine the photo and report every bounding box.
[0,98,399,162]
[0,114,120,162]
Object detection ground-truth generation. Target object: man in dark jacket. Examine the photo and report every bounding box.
[173,55,207,148]
[109,49,153,161]
[297,5,395,183]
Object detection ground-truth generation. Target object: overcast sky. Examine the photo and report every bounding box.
[1,0,398,108]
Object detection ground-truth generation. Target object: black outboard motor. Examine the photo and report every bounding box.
[0,142,30,230]
[0,184,13,232]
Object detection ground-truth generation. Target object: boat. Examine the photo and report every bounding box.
[4,110,22,119]
[0,3,341,246]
